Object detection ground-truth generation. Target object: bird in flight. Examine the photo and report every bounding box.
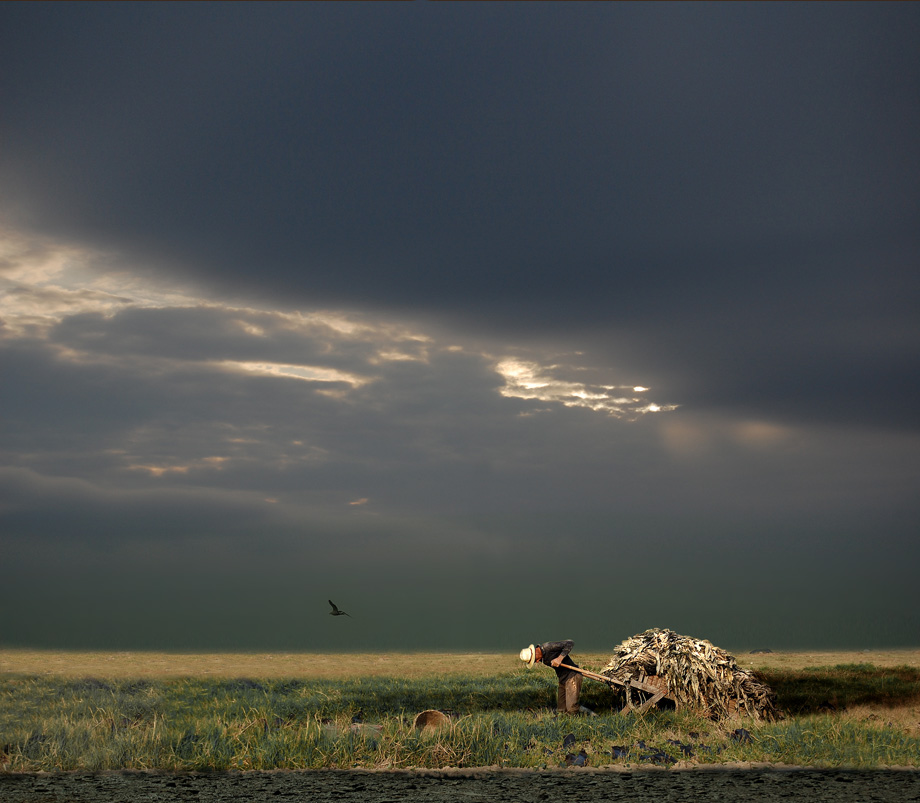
[328,599,351,617]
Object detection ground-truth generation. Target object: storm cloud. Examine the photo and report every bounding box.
[1,3,918,651]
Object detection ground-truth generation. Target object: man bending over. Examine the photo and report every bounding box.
[520,640,586,715]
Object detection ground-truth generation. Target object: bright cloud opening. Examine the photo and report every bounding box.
[218,360,369,386]
[496,359,677,418]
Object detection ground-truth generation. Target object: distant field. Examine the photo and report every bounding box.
[0,650,518,679]
[2,648,919,678]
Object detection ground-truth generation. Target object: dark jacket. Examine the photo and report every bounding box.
[539,640,579,681]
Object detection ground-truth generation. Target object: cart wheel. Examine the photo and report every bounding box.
[621,681,651,713]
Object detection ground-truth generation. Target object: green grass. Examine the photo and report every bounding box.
[758,664,920,714]
[753,717,920,768]
[2,665,919,772]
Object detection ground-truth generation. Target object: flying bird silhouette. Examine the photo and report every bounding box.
[328,600,351,617]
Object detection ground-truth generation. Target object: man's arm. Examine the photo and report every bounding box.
[542,640,574,667]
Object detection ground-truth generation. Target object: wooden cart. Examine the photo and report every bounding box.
[565,664,673,714]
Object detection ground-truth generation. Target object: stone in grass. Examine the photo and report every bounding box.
[639,749,676,765]
[564,750,588,767]
[667,738,694,757]
[611,741,676,765]
[413,710,451,731]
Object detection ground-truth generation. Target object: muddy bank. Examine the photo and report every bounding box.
[2,768,919,802]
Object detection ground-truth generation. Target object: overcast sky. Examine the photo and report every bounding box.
[1,3,918,654]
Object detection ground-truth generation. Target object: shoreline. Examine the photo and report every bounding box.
[4,766,919,803]
[5,763,920,775]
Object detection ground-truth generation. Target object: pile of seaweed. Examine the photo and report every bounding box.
[601,628,780,721]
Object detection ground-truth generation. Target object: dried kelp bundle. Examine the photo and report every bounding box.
[601,628,780,721]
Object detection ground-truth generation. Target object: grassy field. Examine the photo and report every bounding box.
[2,649,919,772]
[4,648,919,678]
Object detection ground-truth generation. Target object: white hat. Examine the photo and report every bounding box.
[519,644,537,667]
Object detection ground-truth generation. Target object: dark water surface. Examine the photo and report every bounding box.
[2,768,919,802]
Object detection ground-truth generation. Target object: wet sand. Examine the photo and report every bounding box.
[2,768,919,803]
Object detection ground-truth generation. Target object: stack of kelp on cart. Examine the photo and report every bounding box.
[598,627,780,721]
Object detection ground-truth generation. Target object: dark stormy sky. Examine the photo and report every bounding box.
[2,3,918,654]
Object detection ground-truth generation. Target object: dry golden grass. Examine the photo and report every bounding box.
[0,649,521,679]
[732,649,920,671]
[2,648,918,679]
